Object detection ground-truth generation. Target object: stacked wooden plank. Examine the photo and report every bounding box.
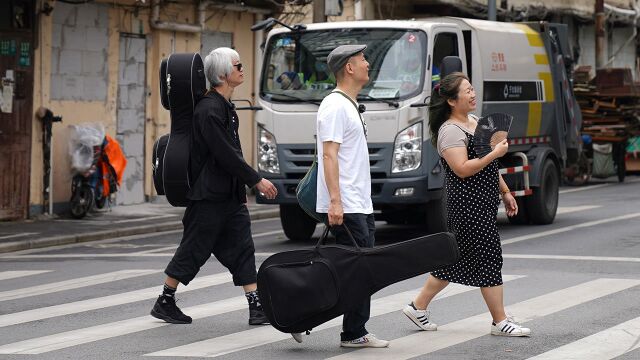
[573,67,640,143]
[573,67,640,171]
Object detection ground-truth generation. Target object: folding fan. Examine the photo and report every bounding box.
[473,113,513,158]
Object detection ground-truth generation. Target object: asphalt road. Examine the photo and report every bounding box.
[0,176,639,360]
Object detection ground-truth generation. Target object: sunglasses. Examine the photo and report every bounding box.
[233,63,243,71]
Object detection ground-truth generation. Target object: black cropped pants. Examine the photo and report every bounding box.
[165,200,257,287]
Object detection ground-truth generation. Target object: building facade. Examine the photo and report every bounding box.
[0,0,637,219]
[1,0,274,219]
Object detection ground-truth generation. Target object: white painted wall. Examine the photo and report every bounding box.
[576,24,637,79]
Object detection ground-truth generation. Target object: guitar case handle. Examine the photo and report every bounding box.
[315,224,361,251]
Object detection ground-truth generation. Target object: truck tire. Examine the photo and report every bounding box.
[525,159,559,225]
[507,197,529,225]
[425,193,448,233]
[280,204,317,242]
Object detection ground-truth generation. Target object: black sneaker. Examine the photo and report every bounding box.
[248,308,270,325]
[150,295,192,324]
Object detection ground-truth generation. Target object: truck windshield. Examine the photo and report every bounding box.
[260,28,427,103]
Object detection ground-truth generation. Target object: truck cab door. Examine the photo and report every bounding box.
[429,27,466,88]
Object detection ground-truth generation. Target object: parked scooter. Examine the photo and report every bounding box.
[68,124,127,219]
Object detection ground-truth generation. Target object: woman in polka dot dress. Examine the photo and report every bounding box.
[401,72,531,337]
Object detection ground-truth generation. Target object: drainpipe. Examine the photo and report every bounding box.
[488,0,497,21]
[355,0,363,20]
[314,0,327,23]
[595,0,606,69]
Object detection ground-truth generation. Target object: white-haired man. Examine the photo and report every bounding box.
[151,47,277,326]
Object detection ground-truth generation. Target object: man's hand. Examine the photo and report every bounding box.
[256,179,277,200]
[328,201,343,225]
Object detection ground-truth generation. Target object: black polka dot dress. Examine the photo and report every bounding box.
[431,128,503,287]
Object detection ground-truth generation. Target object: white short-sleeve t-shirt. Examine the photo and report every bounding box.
[316,92,373,214]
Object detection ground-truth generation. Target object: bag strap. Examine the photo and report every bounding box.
[313,90,366,155]
[315,224,361,250]
[331,90,367,137]
[188,92,232,189]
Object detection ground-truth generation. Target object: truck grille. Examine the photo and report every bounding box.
[279,144,390,181]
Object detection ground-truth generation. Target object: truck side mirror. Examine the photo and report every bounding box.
[251,18,276,31]
[410,96,431,108]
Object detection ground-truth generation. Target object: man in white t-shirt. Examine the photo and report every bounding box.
[308,44,389,348]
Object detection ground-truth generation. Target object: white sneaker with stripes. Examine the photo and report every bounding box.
[491,316,531,337]
[402,302,438,331]
[340,333,390,348]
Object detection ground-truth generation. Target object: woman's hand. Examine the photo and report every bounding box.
[492,139,509,158]
[502,192,518,217]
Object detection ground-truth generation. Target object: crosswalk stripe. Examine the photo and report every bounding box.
[502,212,640,245]
[144,275,525,358]
[0,270,52,281]
[0,296,246,354]
[526,316,640,359]
[135,224,322,255]
[558,184,609,194]
[0,270,158,302]
[0,275,523,355]
[0,232,38,240]
[0,272,232,328]
[325,278,640,360]
[498,205,599,216]
[503,254,640,262]
[0,254,176,259]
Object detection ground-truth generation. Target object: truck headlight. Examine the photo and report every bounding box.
[258,127,280,174]
[392,122,422,173]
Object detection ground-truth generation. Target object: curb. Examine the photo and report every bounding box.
[0,208,280,254]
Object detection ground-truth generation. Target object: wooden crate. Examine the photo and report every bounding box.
[626,156,640,172]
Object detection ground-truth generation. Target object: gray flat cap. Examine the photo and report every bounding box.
[327,44,367,74]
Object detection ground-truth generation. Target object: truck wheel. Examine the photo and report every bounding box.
[525,159,559,225]
[507,197,529,225]
[425,193,448,233]
[280,204,317,242]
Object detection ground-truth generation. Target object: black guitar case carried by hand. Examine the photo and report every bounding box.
[152,53,206,206]
[257,228,459,334]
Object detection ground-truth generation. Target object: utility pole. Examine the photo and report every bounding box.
[595,0,606,69]
[313,0,327,23]
[488,0,497,21]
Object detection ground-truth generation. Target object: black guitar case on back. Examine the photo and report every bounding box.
[152,53,206,206]
[257,228,459,334]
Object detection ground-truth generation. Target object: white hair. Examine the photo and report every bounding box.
[204,47,240,87]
